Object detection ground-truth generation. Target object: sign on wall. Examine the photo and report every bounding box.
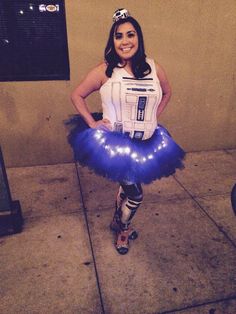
[0,0,70,81]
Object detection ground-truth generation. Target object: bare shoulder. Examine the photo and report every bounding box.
[96,61,107,70]
[153,60,164,74]
[84,62,107,85]
[80,61,107,88]
[89,61,108,85]
[152,60,171,94]
[153,60,169,82]
[73,61,108,97]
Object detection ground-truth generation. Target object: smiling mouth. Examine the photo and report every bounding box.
[121,47,132,52]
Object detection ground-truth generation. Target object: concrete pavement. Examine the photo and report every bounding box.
[0,150,236,314]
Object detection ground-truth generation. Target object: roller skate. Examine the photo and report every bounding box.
[110,203,138,240]
[110,217,138,240]
[115,228,130,255]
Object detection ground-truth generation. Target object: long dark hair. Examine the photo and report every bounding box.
[104,16,151,78]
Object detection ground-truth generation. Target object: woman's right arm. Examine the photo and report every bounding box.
[71,63,112,129]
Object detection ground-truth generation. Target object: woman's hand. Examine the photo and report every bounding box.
[89,118,112,131]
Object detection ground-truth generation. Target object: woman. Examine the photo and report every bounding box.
[69,9,185,254]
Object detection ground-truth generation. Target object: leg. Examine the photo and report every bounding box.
[110,184,140,238]
[119,183,143,229]
[114,183,143,254]
[110,185,125,231]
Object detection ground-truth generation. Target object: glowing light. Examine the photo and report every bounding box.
[100,138,105,144]
[116,146,123,154]
[131,152,138,159]
[148,154,154,159]
[124,147,131,154]
[19,10,24,14]
[158,145,162,150]
[161,139,167,148]
[114,146,131,155]
[142,157,147,162]
[110,150,115,157]
[94,130,103,140]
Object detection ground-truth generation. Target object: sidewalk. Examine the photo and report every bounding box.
[0,150,236,314]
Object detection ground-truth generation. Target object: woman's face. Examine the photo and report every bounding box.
[113,22,139,63]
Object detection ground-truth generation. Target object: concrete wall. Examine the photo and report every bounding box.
[0,0,235,167]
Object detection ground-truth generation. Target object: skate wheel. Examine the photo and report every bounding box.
[117,247,129,255]
[129,230,138,240]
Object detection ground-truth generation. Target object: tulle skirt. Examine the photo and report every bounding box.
[66,113,185,184]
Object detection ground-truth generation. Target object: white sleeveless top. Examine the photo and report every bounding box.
[99,58,162,140]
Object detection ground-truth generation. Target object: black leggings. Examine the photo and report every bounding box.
[116,183,143,230]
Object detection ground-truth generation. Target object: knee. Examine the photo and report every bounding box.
[121,183,143,203]
[129,192,143,203]
[122,183,143,205]
[127,188,143,206]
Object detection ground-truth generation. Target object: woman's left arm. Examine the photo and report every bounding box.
[155,63,172,119]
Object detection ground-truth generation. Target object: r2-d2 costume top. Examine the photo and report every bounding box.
[100,58,162,141]
[68,57,185,184]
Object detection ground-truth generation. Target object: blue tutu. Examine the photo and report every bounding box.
[66,114,185,184]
